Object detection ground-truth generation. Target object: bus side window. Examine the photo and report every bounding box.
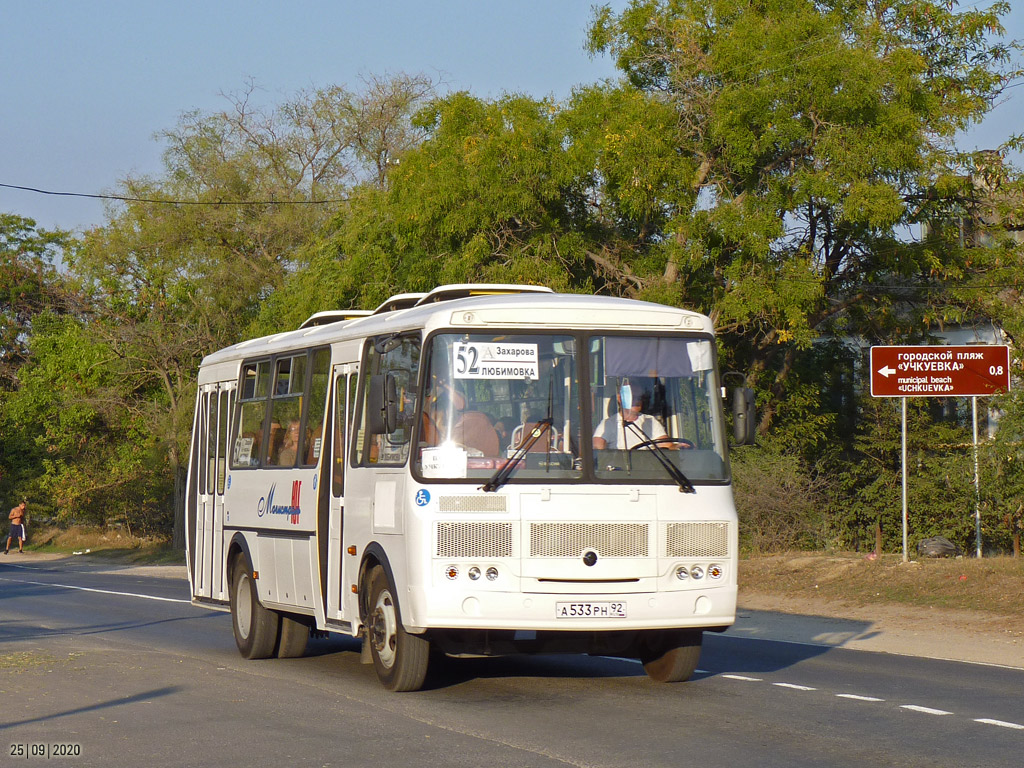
[217,389,230,493]
[302,348,331,467]
[354,335,420,466]
[233,361,269,468]
[266,355,306,467]
[332,373,348,497]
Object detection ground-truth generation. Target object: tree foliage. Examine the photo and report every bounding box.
[588,0,1023,431]
[1,8,1022,553]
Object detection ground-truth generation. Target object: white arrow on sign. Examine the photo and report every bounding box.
[878,365,896,378]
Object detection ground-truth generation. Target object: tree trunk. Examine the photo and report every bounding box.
[172,463,187,550]
[874,519,884,556]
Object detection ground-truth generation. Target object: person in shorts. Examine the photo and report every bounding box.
[5,501,27,554]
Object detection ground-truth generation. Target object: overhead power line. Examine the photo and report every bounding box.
[0,182,349,206]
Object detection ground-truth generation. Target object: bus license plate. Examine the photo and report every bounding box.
[555,602,627,618]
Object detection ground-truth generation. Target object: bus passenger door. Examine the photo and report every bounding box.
[324,364,356,621]
[194,386,215,598]
[195,383,233,601]
[210,384,233,600]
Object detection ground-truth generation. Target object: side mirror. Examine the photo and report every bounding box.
[367,373,399,434]
[732,387,756,446]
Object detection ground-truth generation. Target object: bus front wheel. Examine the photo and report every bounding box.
[366,566,429,691]
[640,631,703,683]
[230,556,280,660]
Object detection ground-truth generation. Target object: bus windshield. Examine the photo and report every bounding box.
[417,333,582,481]
[589,335,728,483]
[414,332,728,484]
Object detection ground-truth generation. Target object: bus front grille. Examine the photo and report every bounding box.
[437,495,507,513]
[436,521,514,558]
[529,522,649,558]
[663,522,730,558]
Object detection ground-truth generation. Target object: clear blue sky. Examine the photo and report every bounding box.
[1,1,1020,234]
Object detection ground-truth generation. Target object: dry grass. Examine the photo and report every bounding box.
[0,651,83,671]
[740,552,1024,615]
[26,525,179,564]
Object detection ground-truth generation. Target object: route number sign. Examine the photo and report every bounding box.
[870,345,1010,398]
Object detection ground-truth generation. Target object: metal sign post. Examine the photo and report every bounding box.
[973,396,981,558]
[901,397,908,563]
[870,345,1010,560]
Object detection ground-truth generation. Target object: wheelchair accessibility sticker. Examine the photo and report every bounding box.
[415,489,431,507]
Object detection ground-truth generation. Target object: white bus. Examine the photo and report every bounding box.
[186,285,753,690]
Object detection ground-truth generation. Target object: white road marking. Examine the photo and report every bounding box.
[5,569,1022,737]
[836,694,885,702]
[974,718,1024,731]
[0,575,191,604]
[900,705,953,716]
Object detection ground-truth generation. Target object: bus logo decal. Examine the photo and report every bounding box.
[258,481,302,524]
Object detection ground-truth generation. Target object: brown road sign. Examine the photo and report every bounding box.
[870,345,1011,397]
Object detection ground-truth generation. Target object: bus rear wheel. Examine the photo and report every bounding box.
[366,566,429,691]
[640,631,703,683]
[276,614,309,658]
[230,556,280,660]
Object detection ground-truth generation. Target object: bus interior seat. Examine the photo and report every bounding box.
[452,411,499,456]
[510,421,560,453]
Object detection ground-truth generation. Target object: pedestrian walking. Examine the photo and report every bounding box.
[5,501,27,554]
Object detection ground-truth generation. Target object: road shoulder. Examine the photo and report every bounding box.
[735,591,1024,669]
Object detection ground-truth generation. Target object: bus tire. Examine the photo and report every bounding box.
[640,631,703,683]
[230,557,280,660]
[276,614,309,658]
[366,565,429,691]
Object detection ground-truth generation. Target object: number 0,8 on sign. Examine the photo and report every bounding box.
[869,345,1011,398]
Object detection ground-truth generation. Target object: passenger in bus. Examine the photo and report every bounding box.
[492,418,510,452]
[593,383,672,450]
[421,378,465,446]
[276,421,301,466]
[420,379,500,456]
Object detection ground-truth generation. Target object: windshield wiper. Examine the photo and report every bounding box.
[623,421,696,494]
[481,418,553,493]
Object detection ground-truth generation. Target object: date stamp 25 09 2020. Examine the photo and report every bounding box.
[9,744,82,760]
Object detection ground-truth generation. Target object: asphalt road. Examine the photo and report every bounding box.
[1,557,1022,768]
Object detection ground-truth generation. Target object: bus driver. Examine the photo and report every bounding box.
[592,382,668,450]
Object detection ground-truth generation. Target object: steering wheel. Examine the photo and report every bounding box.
[628,437,695,452]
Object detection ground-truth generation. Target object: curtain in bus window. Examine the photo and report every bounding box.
[604,337,708,378]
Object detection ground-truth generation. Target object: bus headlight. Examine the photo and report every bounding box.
[690,566,704,580]
[468,566,481,581]
[485,566,499,581]
[675,566,690,581]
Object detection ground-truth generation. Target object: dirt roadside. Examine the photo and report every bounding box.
[735,592,1024,668]
[737,553,1024,668]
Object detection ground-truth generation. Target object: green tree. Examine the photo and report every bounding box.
[0,214,77,389]
[588,0,1022,437]
[67,76,436,545]
[0,214,80,503]
[255,91,607,329]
